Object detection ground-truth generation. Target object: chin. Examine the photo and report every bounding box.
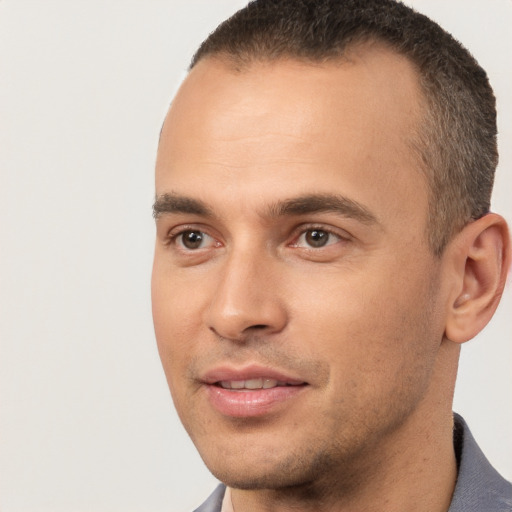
[210,466,309,491]
[201,442,340,492]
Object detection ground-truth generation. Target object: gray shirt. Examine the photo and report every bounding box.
[194,414,512,512]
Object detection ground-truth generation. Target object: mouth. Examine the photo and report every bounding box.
[217,378,304,390]
[201,365,308,418]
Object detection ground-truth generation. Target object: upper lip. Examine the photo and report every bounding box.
[200,364,307,385]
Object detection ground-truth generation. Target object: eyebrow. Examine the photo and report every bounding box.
[267,193,378,225]
[153,192,378,225]
[153,193,213,218]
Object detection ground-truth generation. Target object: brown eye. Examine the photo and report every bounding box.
[304,229,330,248]
[179,230,208,250]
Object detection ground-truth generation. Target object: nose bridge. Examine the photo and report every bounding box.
[205,240,287,341]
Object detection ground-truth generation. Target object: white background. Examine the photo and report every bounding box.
[0,1,510,511]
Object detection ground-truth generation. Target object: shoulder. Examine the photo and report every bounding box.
[449,414,512,512]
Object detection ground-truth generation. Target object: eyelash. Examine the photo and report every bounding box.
[165,223,350,254]
[290,225,348,249]
[166,225,220,250]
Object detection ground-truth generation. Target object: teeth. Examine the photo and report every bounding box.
[245,378,264,389]
[219,378,282,390]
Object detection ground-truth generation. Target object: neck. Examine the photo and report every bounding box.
[230,342,460,512]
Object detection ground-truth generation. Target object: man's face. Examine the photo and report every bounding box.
[152,48,449,489]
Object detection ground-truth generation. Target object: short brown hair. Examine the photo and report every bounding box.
[190,0,497,255]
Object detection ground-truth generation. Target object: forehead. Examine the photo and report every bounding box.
[164,45,422,135]
[156,46,428,229]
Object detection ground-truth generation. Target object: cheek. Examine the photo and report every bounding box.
[151,264,204,383]
[152,289,191,355]
[288,257,441,389]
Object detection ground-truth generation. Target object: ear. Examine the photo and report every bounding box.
[444,213,511,344]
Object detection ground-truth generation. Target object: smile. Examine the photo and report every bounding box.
[200,365,309,417]
[218,378,301,390]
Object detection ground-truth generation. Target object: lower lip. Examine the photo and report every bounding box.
[205,384,306,418]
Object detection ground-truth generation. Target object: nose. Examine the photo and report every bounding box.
[204,249,288,342]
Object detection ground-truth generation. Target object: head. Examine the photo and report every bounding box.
[152,0,509,498]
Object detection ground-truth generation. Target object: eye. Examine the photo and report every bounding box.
[294,228,341,248]
[176,229,216,250]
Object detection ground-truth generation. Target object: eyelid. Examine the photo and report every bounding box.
[165,224,222,249]
[289,223,352,247]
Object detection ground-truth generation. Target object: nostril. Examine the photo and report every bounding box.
[251,324,268,330]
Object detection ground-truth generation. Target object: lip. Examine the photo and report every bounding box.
[200,364,308,418]
[201,364,306,385]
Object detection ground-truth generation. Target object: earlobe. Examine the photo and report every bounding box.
[445,213,511,344]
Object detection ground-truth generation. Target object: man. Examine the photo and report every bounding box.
[151,0,511,510]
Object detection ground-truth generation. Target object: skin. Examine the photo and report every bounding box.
[152,45,509,512]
